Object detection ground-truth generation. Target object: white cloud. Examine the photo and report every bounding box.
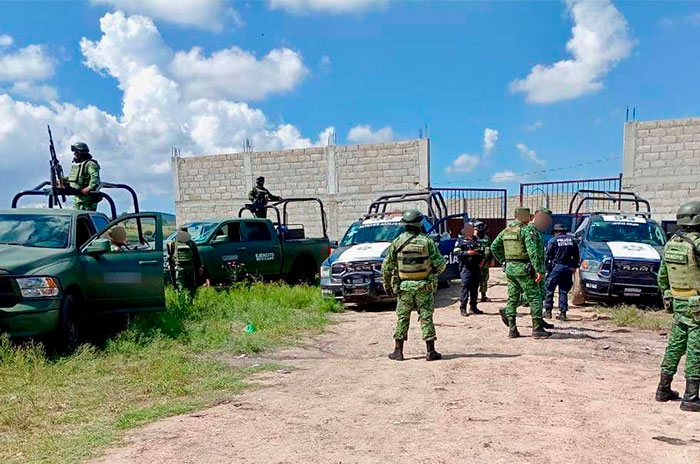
[0,43,56,82]
[483,128,498,156]
[516,142,545,167]
[1,12,319,209]
[91,0,238,30]
[446,154,480,174]
[523,120,543,132]
[269,0,388,15]
[319,55,332,73]
[170,46,309,101]
[0,35,13,48]
[510,0,634,103]
[8,81,58,102]
[347,125,394,143]
[491,170,520,183]
[661,12,700,28]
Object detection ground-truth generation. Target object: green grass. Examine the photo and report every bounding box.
[0,284,341,464]
[595,304,673,331]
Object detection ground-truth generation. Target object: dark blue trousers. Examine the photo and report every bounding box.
[544,264,574,312]
[460,267,481,310]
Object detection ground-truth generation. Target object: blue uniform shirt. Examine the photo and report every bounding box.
[545,233,580,270]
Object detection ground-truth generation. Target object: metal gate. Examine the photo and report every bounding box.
[519,175,622,214]
[431,188,508,239]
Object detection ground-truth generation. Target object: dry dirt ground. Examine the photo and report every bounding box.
[93,270,700,464]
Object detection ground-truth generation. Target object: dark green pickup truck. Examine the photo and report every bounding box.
[0,208,165,350]
[169,198,331,285]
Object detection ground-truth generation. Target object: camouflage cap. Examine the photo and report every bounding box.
[514,207,530,215]
[536,206,552,216]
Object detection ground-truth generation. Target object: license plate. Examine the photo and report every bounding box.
[623,287,642,295]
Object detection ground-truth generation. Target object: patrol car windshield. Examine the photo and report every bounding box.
[165,222,217,243]
[587,220,665,247]
[340,222,406,246]
[0,214,71,248]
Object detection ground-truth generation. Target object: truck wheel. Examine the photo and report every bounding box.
[571,271,586,306]
[52,294,82,355]
[288,258,317,285]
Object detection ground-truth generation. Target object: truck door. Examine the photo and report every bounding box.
[209,222,246,283]
[80,213,165,313]
[242,220,281,276]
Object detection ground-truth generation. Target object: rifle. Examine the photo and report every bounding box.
[48,125,66,207]
[166,241,177,285]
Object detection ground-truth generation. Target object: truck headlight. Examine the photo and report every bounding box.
[16,277,61,298]
[320,266,331,278]
[580,259,602,273]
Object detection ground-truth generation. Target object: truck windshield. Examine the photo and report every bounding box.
[587,221,666,247]
[0,214,71,248]
[165,222,217,243]
[340,222,406,246]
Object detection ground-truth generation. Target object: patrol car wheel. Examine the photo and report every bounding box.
[571,271,586,306]
[52,294,82,354]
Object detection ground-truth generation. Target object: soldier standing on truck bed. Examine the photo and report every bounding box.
[382,209,447,362]
[65,142,100,211]
[655,201,700,412]
[248,176,282,219]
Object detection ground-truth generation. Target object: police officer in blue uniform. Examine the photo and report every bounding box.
[544,223,580,321]
[453,221,485,316]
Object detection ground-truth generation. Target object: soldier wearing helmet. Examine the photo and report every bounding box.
[381,209,447,361]
[65,142,100,211]
[543,223,579,321]
[656,201,700,412]
[248,176,282,219]
[167,228,203,296]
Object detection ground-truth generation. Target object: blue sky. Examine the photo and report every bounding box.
[0,0,699,214]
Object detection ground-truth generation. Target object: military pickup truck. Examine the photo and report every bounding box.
[168,198,331,285]
[3,183,165,352]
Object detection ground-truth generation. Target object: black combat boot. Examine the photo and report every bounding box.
[655,373,680,402]
[481,293,490,302]
[425,340,442,361]
[499,308,509,327]
[388,339,404,361]
[460,306,468,317]
[543,308,553,319]
[680,379,700,412]
[541,318,554,329]
[508,318,520,338]
[469,306,484,315]
[556,312,567,322]
[532,319,552,339]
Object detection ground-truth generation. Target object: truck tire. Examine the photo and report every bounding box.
[52,293,82,355]
[287,257,317,286]
[571,271,586,306]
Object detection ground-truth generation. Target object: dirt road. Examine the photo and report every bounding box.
[94,270,700,464]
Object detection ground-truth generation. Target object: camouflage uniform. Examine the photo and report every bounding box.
[659,232,700,381]
[491,219,547,335]
[382,232,447,341]
[524,223,547,302]
[66,158,100,211]
[168,237,202,295]
[478,233,492,297]
[248,183,281,219]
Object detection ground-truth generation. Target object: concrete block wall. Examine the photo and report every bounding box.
[173,138,430,240]
[623,118,700,221]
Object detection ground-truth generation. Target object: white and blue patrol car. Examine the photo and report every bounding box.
[573,213,666,303]
[320,214,458,303]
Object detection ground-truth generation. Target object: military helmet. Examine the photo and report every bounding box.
[70,142,90,153]
[401,209,423,225]
[552,223,568,233]
[256,176,265,183]
[677,201,700,227]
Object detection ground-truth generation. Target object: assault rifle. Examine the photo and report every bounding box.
[47,125,67,207]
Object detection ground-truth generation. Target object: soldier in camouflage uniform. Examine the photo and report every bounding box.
[491,207,552,339]
[382,209,447,361]
[65,142,100,211]
[167,230,203,296]
[525,208,554,329]
[474,221,492,302]
[655,201,700,412]
[248,176,282,219]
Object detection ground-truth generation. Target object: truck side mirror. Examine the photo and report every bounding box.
[212,235,228,244]
[85,238,111,254]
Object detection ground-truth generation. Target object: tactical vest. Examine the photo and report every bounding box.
[175,241,194,269]
[664,233,700,299]
[503,223,528,260]
[397,237,431,280]
[66,159,98,188]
